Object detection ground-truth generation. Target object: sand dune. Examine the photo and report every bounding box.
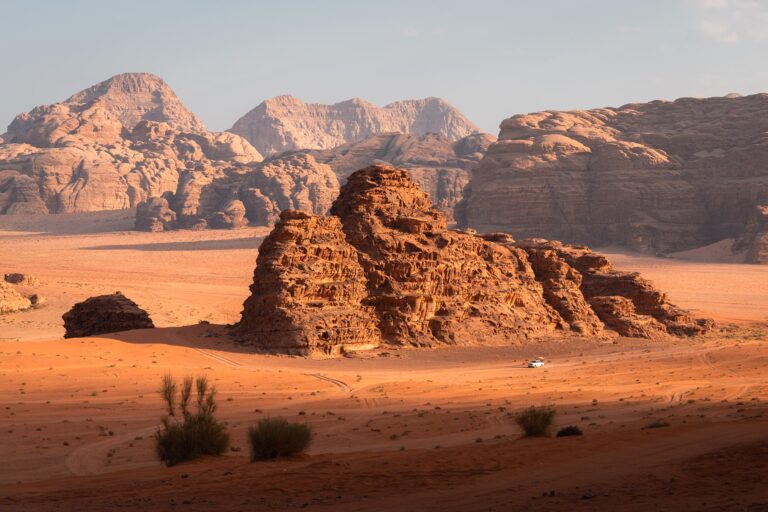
[1,212,767,510]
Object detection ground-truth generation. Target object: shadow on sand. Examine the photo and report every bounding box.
[82,236,265,252]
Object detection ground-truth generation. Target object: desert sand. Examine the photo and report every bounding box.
[1,211,767,511]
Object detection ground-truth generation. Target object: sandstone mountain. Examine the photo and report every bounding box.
[134,152,339,231]
[457,94,768,264]
[0,73,262,214]
[235,166,710,356]
[229,95,481,156]
[311,132,495,221]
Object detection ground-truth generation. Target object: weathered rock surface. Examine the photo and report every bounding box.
[62,292,154,338]
[458,94,768,264]
[135,153,339,230]
[236,210,381,355]
[0,73,263,215]
[230,95,481,156]
[513,239,713,337]
[237,165,710,355]
[735,204,768,264]
[0,281,32,314]
[312,132,495,221]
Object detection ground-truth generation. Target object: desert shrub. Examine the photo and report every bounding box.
[248,418,312,461]
[514,406,555,437]
[154,374,229,466]
[641,419,671,430]
[556,425,583,437]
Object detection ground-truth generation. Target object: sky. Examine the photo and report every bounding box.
[2,0,768,134]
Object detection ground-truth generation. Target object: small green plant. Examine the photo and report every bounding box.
[154,374,229,466]
[514,406,555,437]
[248,418,312,461]
[556,425,583,437]
[641,419,671,430]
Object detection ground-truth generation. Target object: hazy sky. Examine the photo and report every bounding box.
[2,0,768,134]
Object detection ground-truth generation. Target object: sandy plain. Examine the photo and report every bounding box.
[1,210,767,511]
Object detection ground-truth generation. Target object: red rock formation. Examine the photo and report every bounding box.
[329,166,561,346]
[237,166,712,355]
[230,96,481,156]
[62,292,154,338]
[735,204,768,264]
[237,210,380,356]
[458,94,768,264]
[515,239,713,337]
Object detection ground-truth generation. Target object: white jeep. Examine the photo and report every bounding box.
[527,359,545,368]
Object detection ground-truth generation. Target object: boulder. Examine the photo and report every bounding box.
[0,281,32,314]
[62,292,154,338]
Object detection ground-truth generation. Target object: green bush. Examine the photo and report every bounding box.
[248,418,312,461]
[154,374,229,466]
[514,406,555,437]
[556,425,583,437]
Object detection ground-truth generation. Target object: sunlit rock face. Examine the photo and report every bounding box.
[458,94,768,264]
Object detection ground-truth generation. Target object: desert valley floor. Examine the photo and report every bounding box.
[1,211,768,511]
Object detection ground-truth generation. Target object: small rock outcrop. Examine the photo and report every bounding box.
[135,153,339,231]
[237,166,711,355]
[0,73,263,215]
[229,95,481,156]
[458,94,768,264]
[62,292,154,338]
[0,281,32,314]
[236,210,381,355]
[312,132,494,221]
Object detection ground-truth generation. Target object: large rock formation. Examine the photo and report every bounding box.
[458,94,768,264]
[135,152,339,231]
[229,95,481,156]
[237,166,710,355]
[62,292,154,338]
[312,132,495,221]
[237,210,381,355]
[0,73,263,214]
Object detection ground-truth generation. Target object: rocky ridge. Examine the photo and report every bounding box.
[134,152,339,231]
[0,73,263,215]
[229,95,481,156]
[236,165,711,356]
[458,94,768,264]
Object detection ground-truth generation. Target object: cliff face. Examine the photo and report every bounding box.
[229,95,481,156]
[237,165,711,356]
[135,153,339,231]
[236,210,381,356]
[312,132,494,221]
[458,94,768,263]
[0,73,262,215]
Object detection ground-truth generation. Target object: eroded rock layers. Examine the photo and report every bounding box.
[0,73,263,215]
[238,165,710,355]
[62,292,154,338]
[312,132,494,221]
[135,153,339,231]
[458,94,768,264]
[236,210,380,355]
